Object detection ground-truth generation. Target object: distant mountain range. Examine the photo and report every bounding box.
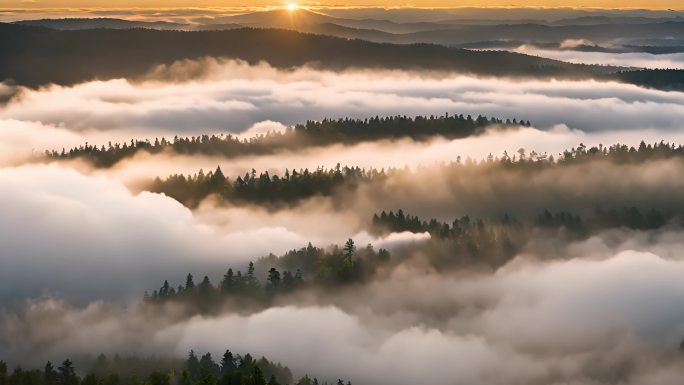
[1,22,682,92]
[13,18,188,31]
[11,10,684,52]
[0,23,617,86]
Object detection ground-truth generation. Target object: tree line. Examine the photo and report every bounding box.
[146,205,678,310]
[0,24,628,88]
[371,206,677,269]
[44,114,528,168]
[372,206,672,237]
[149,165,382,208]
[0,348,349,385]
[148,140,684,209]
[147,239,391,310]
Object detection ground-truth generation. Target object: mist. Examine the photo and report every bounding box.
[2,21,684,385]
[1,59,684,152]
[4,237,684,385]
[514,45,684,69]
[4,147,684,305]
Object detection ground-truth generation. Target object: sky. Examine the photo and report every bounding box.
[1,1,683,10]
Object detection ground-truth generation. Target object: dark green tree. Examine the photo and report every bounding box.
[57,359,79,385]
[266,268,281,292]
[185,274,195,291]
[44,361,58,385]
[186,351,200,381]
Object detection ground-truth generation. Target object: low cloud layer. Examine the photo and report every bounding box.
[4,244,684,385]
[88,125,684,187]
[1,59,684,151]
[3,68,684,304]
[515,45,684,70]
[2,48,684,385]
[0,163,427,303]
[4,153,684,304]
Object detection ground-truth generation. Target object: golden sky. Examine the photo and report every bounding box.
[2,1,683,10]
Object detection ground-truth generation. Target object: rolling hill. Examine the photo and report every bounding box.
[0,23,681,91]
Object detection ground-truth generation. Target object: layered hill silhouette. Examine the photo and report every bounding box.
[12,10,684,48]
[0,23,682,90]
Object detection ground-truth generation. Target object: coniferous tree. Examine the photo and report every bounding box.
[343,239,355,263]
[220,269,235,294]
[185,274,195,291]
[220,350,236,377]
[246,262,258,292]
[186,351,200,381]
[44,361,58,385]
[57,359,79,385]
[267,268,281,292]
[198,276,214,298]
[0,361,7,385]
[199,353,219,377]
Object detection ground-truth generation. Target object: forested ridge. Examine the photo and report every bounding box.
[0,23,681,90]
[148,141,684,208]
[146,205,681,311]
[146,239,389,310]
[45,114,528,168]
[0,349,348,385]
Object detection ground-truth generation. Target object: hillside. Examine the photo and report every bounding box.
[0,23,622,88]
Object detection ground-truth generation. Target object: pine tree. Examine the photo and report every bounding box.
[267,268,281,292]
[343,239,355,262]
[220,269,235,294]
[58,359,79,385]
[44,361,58,385]
[220,350,236,376]
[185,274,195,291]
[199,353,218,376]
[186,350,200,381]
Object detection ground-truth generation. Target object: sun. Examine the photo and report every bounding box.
[287,3,298,11]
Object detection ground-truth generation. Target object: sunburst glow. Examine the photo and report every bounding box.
[287,3,298,11]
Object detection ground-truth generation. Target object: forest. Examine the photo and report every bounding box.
[1,23,681,90]
[5,4,684,385]
[0,349,349,385]
[44,114,529,168]
[145,204,680,312]
[147,140,684,208]
[146,239,390,309]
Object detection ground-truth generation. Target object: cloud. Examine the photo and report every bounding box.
[0,164,311,303]
[4,247,684,385]
[83,124,684,189]
[0,163,432,303]
[237,120,288,139]
[515,45,684,70]
[2,59,684,147]
[559,39,596,49]
[0,119,83,165]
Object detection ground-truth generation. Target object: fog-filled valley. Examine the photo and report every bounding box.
[2,4,684,385]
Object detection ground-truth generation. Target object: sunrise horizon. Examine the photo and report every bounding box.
[3,3,684,11]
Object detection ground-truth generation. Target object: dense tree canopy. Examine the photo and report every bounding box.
[147,140,684,209]
[144,204,679,311]
[0,349,347,385]
[0,23,639,88]
[147,240,391,310]
[44,114,528,168]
